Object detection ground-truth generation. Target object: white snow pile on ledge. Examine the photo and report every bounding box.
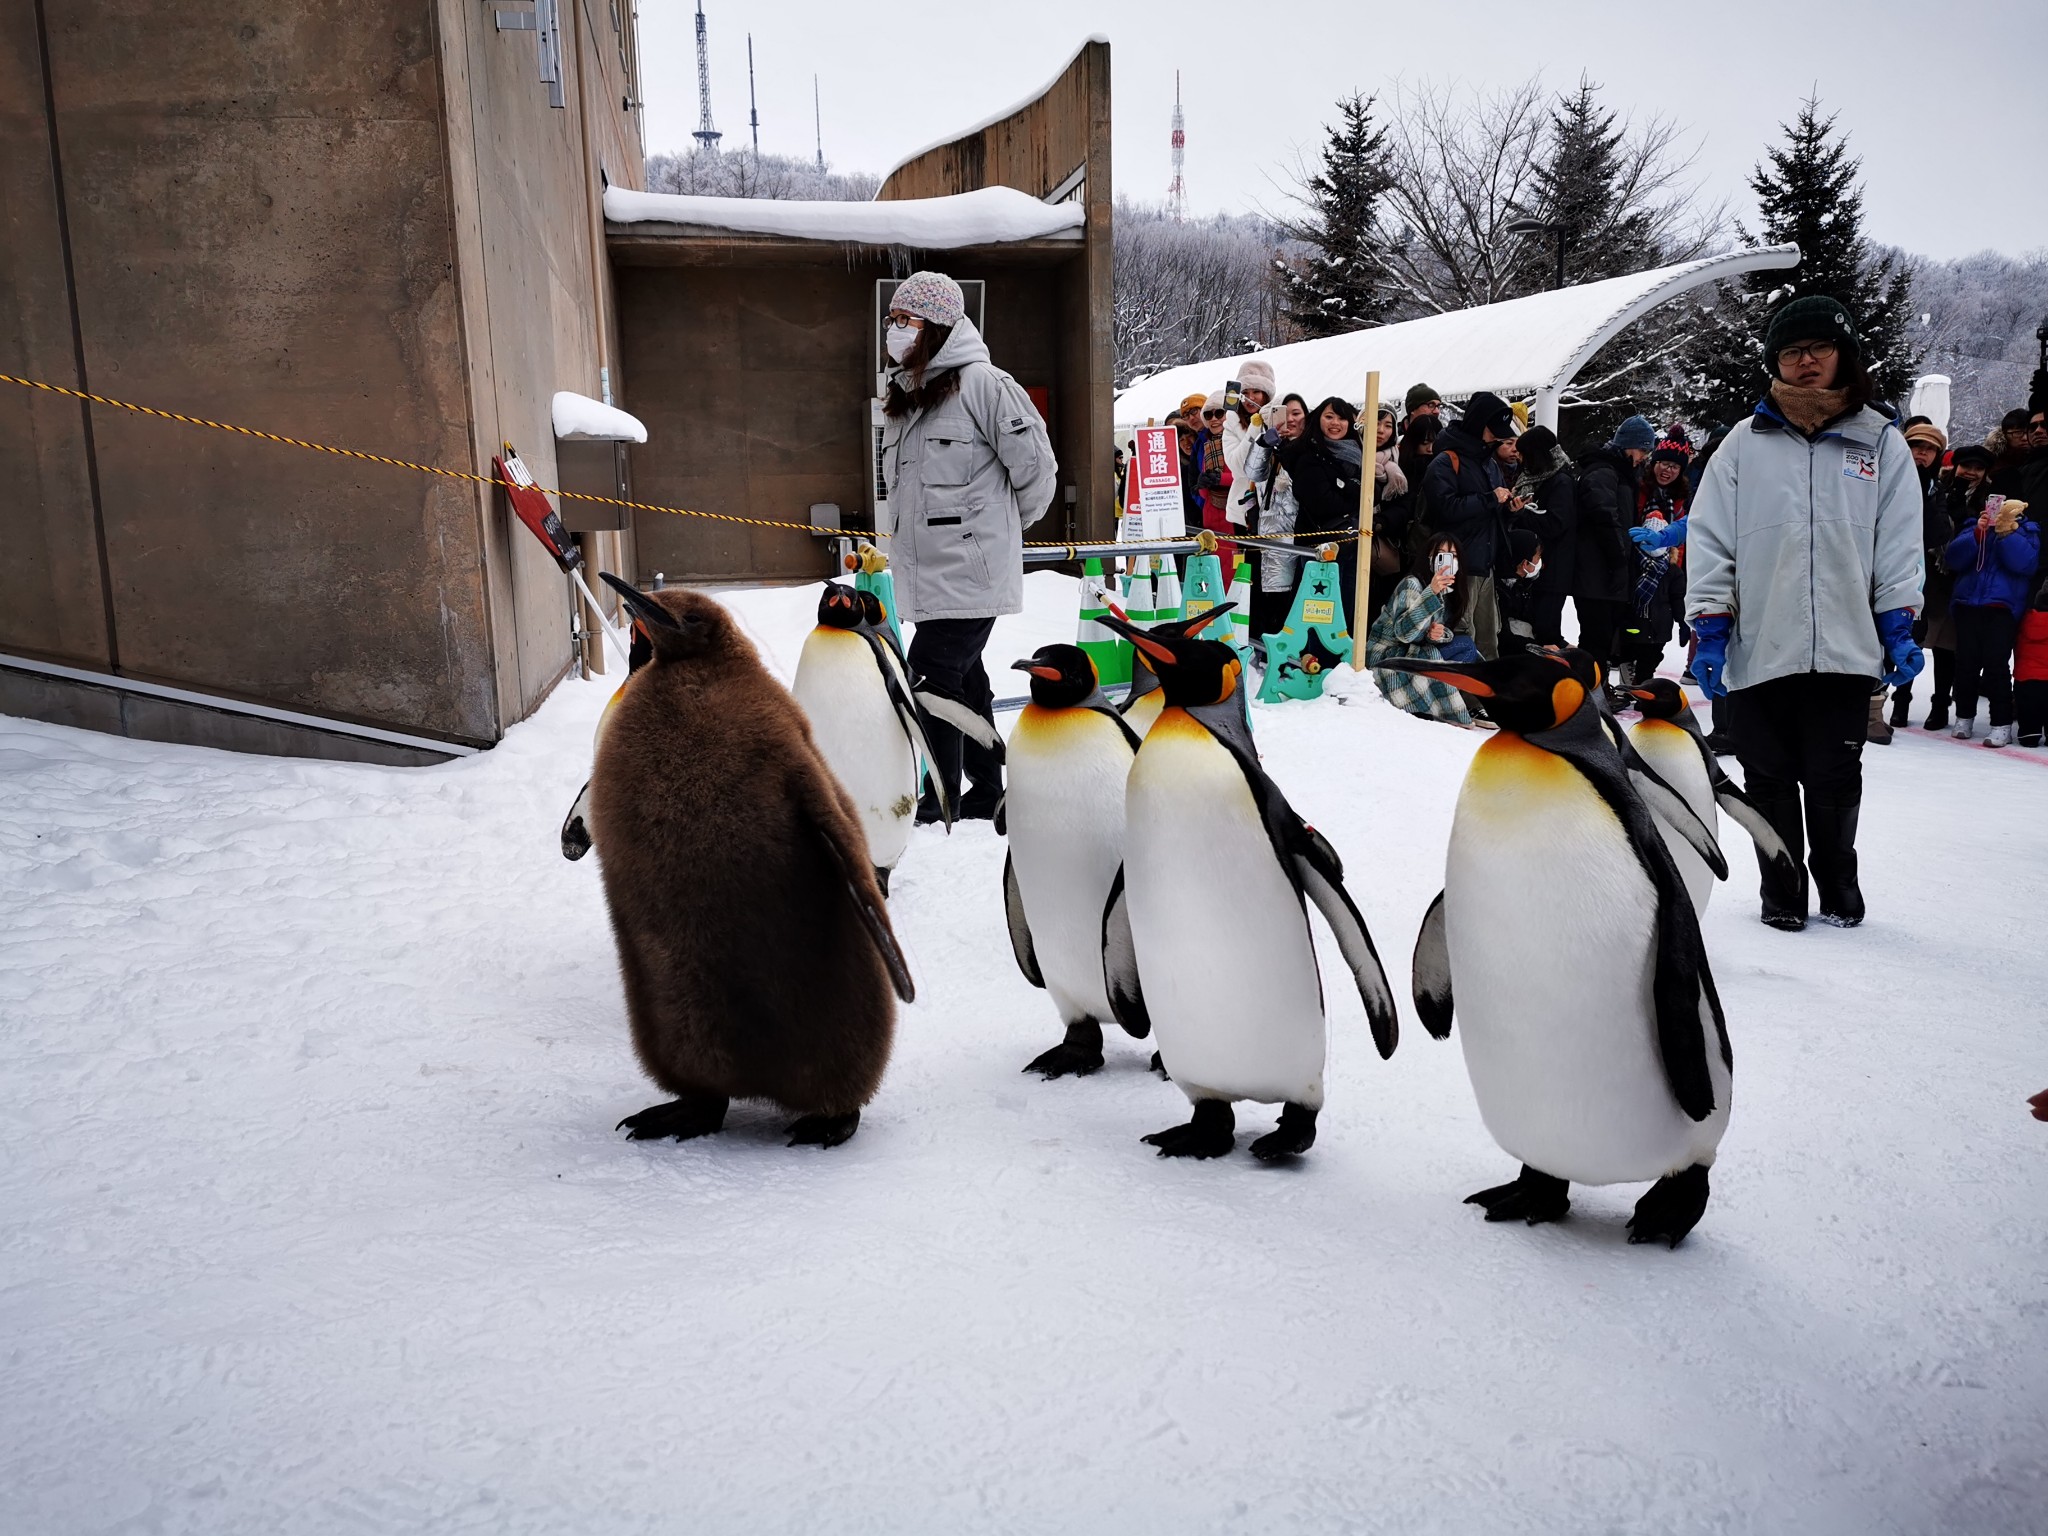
[551,391,646,443]
[602,185,1084,249]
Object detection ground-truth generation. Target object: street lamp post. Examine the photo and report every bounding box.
[1506,217,1566,291]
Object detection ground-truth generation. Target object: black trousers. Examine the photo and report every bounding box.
[1952,604,2018,727]
[1574,597,1629,671]
[1528,591,1569,648]
[907,616,1000,806]
[2017,679,2048,745]
[1894,644,1954,711]
[1724,671,1871,914]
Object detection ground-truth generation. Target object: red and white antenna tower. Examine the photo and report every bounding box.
[1167,71,1186,223]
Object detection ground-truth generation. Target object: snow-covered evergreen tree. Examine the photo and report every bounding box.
[1683,97,1917,424]
[1283,95,1394,338]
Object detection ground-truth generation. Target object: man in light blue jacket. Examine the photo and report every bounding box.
[1685,295,1924,931]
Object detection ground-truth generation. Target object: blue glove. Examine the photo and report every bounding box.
[1691,613,1732,699]
[1630,516,1687,550]
[1876,607,1925,689]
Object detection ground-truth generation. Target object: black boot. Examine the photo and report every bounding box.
[1887,687,1912,729]
[914,715,964,825]
[1806,797,1864,928]
[958,730,1004,821]
[1923,699,1950,732]
[1748,783,1808,930]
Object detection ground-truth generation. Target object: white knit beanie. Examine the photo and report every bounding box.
[890,271,966,327]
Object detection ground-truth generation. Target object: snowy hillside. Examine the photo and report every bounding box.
[2,573,2042,1534]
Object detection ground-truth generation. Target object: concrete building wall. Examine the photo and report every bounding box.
[1,0,643,754]
[0,1,108,668]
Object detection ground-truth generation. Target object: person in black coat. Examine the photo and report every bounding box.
[1510,425,1577,647]
[1421,391,1521,657]
[1574,413,1656,693]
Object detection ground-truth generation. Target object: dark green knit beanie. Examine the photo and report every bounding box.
[1763,295,1860,377]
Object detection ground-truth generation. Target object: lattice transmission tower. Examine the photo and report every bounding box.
[1166,71,1186,222]
[692,1,721,150]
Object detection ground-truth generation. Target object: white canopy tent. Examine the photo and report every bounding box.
[1115,244,1801,433]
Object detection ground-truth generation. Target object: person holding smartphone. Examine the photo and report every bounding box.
[1365,534,1479,725]
[1421,391,1522,658]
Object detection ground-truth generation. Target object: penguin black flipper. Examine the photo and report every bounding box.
[1100,866,1151,1039]
[1527,704,1723,1122]
[1672,711,1798,875]
[806,802,916,1004]
[1003,850,1045,989]
[1615,731,1729,881]
[1187,697,1398,1057]
[914,687,1006,761]
[560,779,594,861]
[1412,889,1454,1039]
[855,628,954,829]
[1290,825,1398,1058]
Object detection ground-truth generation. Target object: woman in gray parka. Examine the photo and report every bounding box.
[880,270,1058,821]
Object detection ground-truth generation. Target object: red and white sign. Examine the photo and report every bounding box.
[1127,425,1186,540]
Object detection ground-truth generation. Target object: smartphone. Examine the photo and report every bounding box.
[1432,551,1457,576]
[1224,379,1242,410]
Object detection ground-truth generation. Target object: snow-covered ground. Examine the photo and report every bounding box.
[3,573,2043,1535]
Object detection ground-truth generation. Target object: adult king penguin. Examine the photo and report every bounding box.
[1118,608,1239,740]
[1003,643,1144,1078]
[589,575,915,1149]
[792,583,948,894]
[1098,608,1398,1161]
[1625,677,1795,914]
[1388,647,1735,1245]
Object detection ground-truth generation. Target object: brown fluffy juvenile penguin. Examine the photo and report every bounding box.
[589,574,914,1149]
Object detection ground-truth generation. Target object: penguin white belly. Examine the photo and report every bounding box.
[1006,706,1130,1023]
[1122,689,1163,740]
[1631,720,1717,914]
[793,630,916,871]
[1446,735,1730,1185]
[1125,710,1325,1107]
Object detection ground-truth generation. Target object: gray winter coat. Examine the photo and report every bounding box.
[879,319,1058,622]
[1684,400,1924,692]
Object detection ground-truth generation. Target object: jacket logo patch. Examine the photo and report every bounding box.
[1843,448,1877,482]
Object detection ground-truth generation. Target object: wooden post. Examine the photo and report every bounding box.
[1349,371,1381,670]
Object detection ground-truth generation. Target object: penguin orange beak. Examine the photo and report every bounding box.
[1381,658,1496,697]
[1012,660,1063,680]
[1628,686,1657,701]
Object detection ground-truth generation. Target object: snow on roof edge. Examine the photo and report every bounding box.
[876,35,1110,191]
[603,185,1083,249]
[551,391,647,444]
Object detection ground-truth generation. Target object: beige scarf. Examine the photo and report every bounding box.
[1768,379,1853,434]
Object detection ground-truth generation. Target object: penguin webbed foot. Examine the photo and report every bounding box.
[1249,1102,1318,1162]
[786,1109,861,1149]
[1465,1165,1571,1224]
[617,1093,730,1142]
[1023,1020,1105,1079]
[1627,1163,1710,1247]
[1142,1099,1234,1159]
[1148,1051,1170,1080]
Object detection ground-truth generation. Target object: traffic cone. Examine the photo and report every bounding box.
[1154,554,1184,623]
[1182,530,1229,645]
[1076,557,1132,686]
[1226,556,1254,664]
[1123,557,1158,627]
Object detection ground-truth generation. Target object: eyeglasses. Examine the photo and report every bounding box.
[1776,340,1838,365]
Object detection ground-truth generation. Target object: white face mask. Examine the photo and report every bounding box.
[885,321,920,364]
[1524,558,1542,579]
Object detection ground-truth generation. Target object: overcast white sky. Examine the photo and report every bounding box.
[638,0,2047,263]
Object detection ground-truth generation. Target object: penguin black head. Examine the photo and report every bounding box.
[816,582,865,631]
[1381,645,1598,735]
[1627,677,1691,722]
[1011,643,1099,708]
[1101,605,1242,708]
[857,589,888,628]
[600,573,741,666]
